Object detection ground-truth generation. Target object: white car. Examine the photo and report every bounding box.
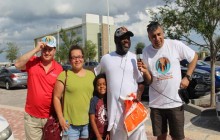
[0,115,14,140]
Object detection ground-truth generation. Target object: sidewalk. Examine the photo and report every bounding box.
[1,103,220,140]
[0,105,25,140]
[0,105,183,140]
[0,104,189,140]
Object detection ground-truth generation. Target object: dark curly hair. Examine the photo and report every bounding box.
[93,74,107,102]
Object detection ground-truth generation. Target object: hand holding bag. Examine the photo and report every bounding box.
[42,70,68,140]
[121,93,149,136]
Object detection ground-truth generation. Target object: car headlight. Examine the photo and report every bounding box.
[216,71,220,76]
[0,126,12,140]
[192,73,202,79]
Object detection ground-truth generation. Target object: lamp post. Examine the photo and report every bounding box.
[106,0,110,53]
[57,25,60,62]
[19,51,22,56]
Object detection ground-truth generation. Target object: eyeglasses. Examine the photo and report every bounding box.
[42,47,54,52]
[71,55,84,60]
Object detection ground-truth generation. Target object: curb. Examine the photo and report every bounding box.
[184,103,205,115]
[185,130,220,140]
[184,103,216,116]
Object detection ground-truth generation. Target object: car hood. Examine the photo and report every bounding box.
[0,115,9,132]
[182,67,209,74]
[197,65,220,72]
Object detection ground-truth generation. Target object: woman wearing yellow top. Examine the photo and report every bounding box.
[53,45,95,140]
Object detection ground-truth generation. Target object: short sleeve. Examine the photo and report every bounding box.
[25,56,38,72]
[94,56,106,76]
[89,96,99,114]
[177,40,195,63]
[94,64,102,76]
[57,70,67,84]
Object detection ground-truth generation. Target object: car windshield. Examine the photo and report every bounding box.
[204,55,220,61]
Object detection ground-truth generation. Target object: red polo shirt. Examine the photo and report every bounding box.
[25,56,63,118]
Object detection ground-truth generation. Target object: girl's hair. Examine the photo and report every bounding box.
[68,45,84,61]
[93,74,107,97]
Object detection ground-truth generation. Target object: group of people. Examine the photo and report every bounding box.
[15,21,198,140]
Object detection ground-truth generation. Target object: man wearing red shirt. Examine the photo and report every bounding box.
[15,36,63,140]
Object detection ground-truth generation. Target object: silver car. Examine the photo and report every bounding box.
[0,68,27,90]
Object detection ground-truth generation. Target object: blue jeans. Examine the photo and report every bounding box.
[63,124,89,140]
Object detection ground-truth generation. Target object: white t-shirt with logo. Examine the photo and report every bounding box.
[143,39,195,109]
[94,51,144,131]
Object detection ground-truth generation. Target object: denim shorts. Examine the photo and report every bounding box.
[64,124,89,140]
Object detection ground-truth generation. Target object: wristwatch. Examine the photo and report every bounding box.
[185,74,192,81]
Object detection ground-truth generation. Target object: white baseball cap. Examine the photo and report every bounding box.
[41,36,56,47]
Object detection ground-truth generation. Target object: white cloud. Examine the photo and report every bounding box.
[0,0,164,61]
[61,18,82,29]
[114,13,130,24]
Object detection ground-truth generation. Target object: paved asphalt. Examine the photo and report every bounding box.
[0,88,220,140]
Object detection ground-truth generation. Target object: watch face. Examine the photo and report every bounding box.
[189,76,192,81]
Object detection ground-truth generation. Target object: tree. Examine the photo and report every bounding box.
[56,28,82,63]
[149,0,220,107]
[0,43,4,54]
[0,49,4,54]
[215,36,220,50]
[135,42,146,53]
[6,42,19,63]
[83,40,97,62]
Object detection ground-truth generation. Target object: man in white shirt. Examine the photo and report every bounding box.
[94,26,147,140]
[138,21,198,140]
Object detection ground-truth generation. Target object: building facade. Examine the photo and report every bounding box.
[34,13,115,62]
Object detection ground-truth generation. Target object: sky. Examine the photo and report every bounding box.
[0,0,168,62]
[0,0,199,62]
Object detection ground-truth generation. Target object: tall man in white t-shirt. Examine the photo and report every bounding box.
[138,21,198,140]
[94,26,147,140]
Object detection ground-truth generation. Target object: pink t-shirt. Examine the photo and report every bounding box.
[25,56,63,118]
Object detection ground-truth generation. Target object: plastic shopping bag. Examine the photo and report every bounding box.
[120,93,149,136]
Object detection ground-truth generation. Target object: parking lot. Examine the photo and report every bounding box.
[0,87,220,140]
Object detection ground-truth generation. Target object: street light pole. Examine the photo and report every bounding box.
[107,0,110,53]
[57,25,60,62]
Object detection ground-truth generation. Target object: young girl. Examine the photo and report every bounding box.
[89,74,110,140]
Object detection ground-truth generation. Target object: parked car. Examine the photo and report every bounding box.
[83,61,99,72]
[203,55,220,66]
[141,66,211,100]
[181,67,211,98]
[216,92,220,121]
[0,115,14,140]
[181,59,220,91]
[0,68,27,90]
[62,64,72,71]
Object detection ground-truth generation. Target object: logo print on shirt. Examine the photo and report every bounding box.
[155,57,170,74]
[50,72,58,77]
[98,105,108,125]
